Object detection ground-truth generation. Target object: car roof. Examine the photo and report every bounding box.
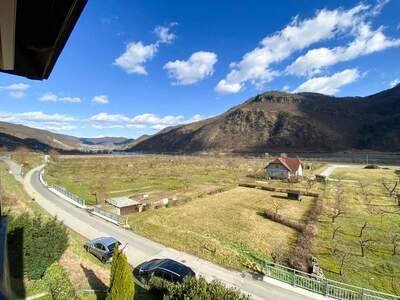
[90,237,118,246]
[145,259,193,277]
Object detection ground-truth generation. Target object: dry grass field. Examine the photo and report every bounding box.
[313,167,400,294]
[44,154,400,294]
[46,155,267,205]
[128,187,315,269]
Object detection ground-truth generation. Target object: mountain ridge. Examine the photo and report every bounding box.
[127,85,400,153]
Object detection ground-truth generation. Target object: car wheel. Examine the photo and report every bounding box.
[84,245,89,252]
[101,257,107,264]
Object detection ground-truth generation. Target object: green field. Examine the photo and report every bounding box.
[313,166,400,294]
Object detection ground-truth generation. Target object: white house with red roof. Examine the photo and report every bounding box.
[265,157,302,179]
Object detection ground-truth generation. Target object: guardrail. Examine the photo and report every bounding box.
[89,205,121,226]
[49,185,86,208]
[263,262,399,300]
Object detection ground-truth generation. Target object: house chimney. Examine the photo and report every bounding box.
[280,153,287,158]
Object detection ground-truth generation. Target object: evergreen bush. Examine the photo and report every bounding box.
[107,247,135,300]
[7,212,68,279]
[43,262,76,300]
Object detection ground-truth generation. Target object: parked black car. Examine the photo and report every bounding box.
[84,237,121,263]
[135,258,195,284]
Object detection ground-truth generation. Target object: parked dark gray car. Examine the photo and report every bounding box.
[84,237,121,263]
[135,258,195,284]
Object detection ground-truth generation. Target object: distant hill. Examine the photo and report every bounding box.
[0,122,132,151]
[128,85,400,153]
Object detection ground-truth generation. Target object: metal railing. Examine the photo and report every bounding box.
[51,185,85,207]
[92,205,120,224]
[263,262,399,300]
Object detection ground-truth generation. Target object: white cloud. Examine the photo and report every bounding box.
[371,0,390,16]
[92,95,110,105]
[0,111,76,123]
[287,24,400,76]
[0,83,30,98]
[39,92,81,103]
[126,124,146,129]
[151,124,169,130]
[88,112,207,132]
[37,124,77,131]
[215,4,368,93]
[164,51,218,85]
[283,85,290,91]
[131,113,184,125]
[294,69,360,95]
[186,114,205,123]
[113,42,157,75]
[90,113,130,122]
[390,78,400,87]
[154,23,177,44]
[114,23,177,75]
[39,92,58,102]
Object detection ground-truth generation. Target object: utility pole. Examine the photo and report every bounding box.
[366,153,369,165]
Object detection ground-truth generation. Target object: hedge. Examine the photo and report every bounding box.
[149,276,251,300]
[7,212,68,279]
[43,262,76,300]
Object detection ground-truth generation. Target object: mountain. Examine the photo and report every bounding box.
[128,85,400,153]
[0,122,132,151]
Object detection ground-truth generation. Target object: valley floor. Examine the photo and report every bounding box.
[43,154,400,294]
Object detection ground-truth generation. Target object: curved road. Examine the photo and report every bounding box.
[10,160,326,300]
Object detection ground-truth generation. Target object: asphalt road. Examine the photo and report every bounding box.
[9,160,326,300]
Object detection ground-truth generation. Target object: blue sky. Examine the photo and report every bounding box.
[1,0,399,138]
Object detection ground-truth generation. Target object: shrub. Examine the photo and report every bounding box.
[261,209,305,232]
[364,164,380,169]
[43,262,76,300]
[149,276,251,300]
[290,196,324,273]
[7,213,68,279]
[107,247,135,300]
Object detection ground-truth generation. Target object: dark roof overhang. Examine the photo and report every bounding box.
[0,0,87,80]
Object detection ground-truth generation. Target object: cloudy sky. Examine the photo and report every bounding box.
[1,0,399,138]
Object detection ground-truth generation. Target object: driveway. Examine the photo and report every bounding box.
[319,164,350,178]
[3,159,327,300]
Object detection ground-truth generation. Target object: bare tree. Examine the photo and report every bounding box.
[359,237,373,257]
[270,199,285,217]
[331,225,341,240]
[358,181,371,205]
[388,226,399,256]
[270,240,287,264]
[381,178,399,200]
[304,177,316,193]
[358,221,369,238]
[92,173,108,204]
[331,184,346,223]
[336,250,350,276]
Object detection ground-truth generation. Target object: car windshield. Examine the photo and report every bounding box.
[107,241,121,252]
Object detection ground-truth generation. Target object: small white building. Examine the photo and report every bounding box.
[265,157,302,179]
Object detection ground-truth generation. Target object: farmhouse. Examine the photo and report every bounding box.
[265,157,302,179]
[105,196,143,215]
